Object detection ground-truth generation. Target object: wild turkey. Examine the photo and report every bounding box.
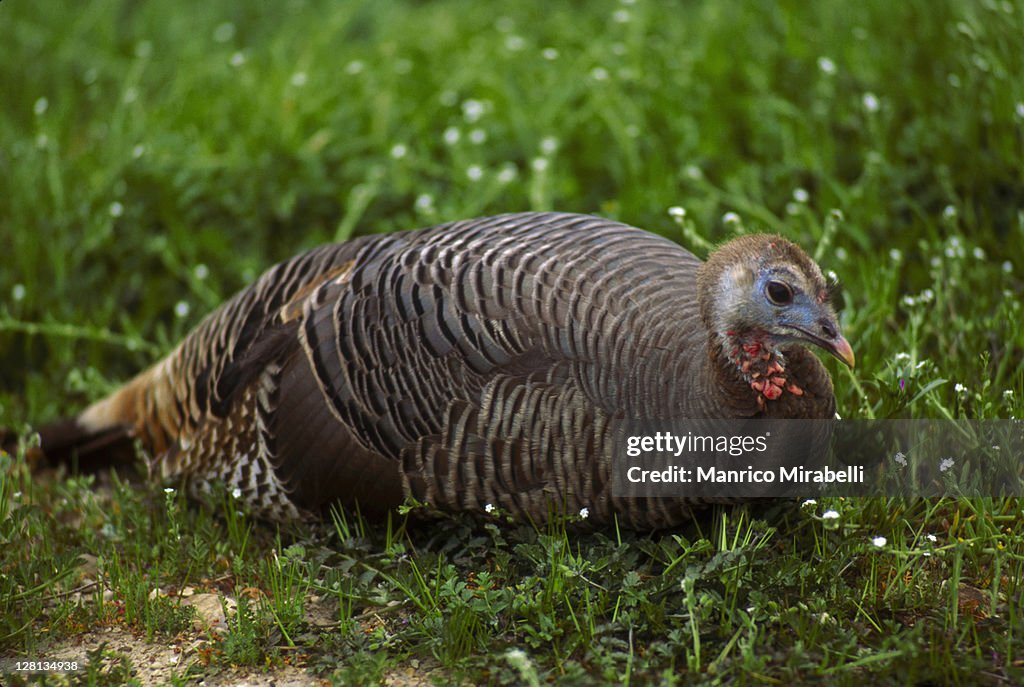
[38,212,854,528]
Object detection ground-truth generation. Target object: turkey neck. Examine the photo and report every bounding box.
[558,273,749,421]
[588,313,764,421]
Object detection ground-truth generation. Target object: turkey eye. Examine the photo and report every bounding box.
[765,280,793,305]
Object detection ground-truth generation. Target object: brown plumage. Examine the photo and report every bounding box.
[38,212,853,528]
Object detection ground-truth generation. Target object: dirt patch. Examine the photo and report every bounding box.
[7,626,450,686]
[13,626,314,685]
[5,596,450,687]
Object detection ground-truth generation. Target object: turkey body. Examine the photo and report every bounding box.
[56,212,845,528]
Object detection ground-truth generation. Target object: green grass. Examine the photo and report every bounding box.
[1,0,1023,684]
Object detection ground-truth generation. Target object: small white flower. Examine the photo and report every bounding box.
[817,57,837,75]
[174,301,190,318]
[466,164,484,182]
[801,499,817,507]
[926,534,938,543]
[920,289,935,303]
[821,509,840,520]
[590,66,609,81]
[11,284,26,302]
[972,247,985,259]
[231,487,242,499]
[414,194,434,213]
[894,451,907,466]
[389,143,408,159]
[579,507,589,519]
[722,212,741,225]
[793,188,810,203]
[109,201,124,218]
[443,126,461,146]
[540,136,559,155]
[132,144,146,159]
[895,352,911,363]
[889,248,902,262]
[834,247,848,261]
[939,457,955,472]
[684,164,703,180]
[497,163,518,184]
[504,35,525,51]
[1004,390,1014,398]
[485,503,495,513]
[668,206,686,220]
[469,128,487,144]
[194,264,209,281]
[613,9,631,22]
[36,133,49,149]
[164,487,176,494]
[871,536,887,547]
[954,383,967,394]
[34,97,49,116]
[290,72,308,87]
[213,22,236,43]
[1002,260,1013,274]
[462,99,486,123]
[230,52,246,67]
[862,92,880,112]
[542,47,559,60]
[943,205,958,221]
[1016,102,1024,119]
[345,60,365,75]
[531,157,549,172]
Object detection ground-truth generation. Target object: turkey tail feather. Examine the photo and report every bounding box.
[31,416,136,472]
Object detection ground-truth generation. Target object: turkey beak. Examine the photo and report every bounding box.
[794,317,856,368]
[811,317,855,368]
[826,334,856,369]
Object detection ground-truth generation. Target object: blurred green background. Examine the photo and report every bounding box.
[1,0,1022,423]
